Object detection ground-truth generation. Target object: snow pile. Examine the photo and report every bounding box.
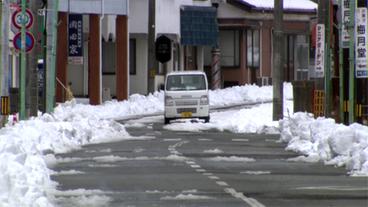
[0,100,129,207]
[210,83,293,107]
[63,92,164,120]
[280,112,368,176]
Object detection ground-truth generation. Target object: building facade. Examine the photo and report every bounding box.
[204,0,317,87]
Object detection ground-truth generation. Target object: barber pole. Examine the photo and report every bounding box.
[211,48,221,90]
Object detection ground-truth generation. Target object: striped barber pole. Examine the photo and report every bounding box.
[211,48,221,90]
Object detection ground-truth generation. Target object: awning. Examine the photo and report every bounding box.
[180,6,218,47]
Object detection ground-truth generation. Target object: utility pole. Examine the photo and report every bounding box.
[19,0,27,120]
[1,0,10,97]
[348,0,356,123]
[272,0,284,121]
[45,0,59,113]
[324,0,332,117]
[0,1,2,97]
[27,0,42,116]
[147,0,156,93]
[1,0,10,125]
[338,0,345,123]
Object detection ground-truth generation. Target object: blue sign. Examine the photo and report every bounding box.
[12,31,35,52]
[68,14,83,64]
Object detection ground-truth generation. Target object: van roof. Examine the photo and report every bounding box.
[167,71,206,76]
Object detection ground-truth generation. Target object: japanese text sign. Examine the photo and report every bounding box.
[355,8,368,78]
[315,24,325,78]
[68,14,83,64]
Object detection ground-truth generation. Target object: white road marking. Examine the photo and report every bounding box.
[167,138,265,207]
[232,139,249,142]
[240,171,271,175]
[225,188,265,207]
[296,186,368,191]
[164,138,182,142]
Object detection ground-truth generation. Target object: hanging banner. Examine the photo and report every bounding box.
[355,7,368,78]
[341,0,351,48]
[315,24,325,78]
[68,14,83,65]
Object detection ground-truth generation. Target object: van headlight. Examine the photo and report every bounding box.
[200,95,209,105]
[165,96,174,106]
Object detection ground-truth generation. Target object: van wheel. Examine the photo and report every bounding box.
[164,118,171,124]
[203,116,210,123]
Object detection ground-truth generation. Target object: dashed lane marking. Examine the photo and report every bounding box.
[169,140,265,207]
[232,139,249,142]
[225,188,265,207]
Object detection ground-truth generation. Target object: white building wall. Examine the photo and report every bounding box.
[130,38,148,95]
[129,0,148,34]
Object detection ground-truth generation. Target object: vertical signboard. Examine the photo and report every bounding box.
[341,0,351,48]
[355,7,368,78]
[315,24,325,78]
[68,14,83,64]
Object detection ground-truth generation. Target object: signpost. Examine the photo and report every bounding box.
[11,8,33,29]
[155,35,172,63]
[315,24,325,78]
[341,0,350,48]
[68,14,83,64]
[355,7,368,78]
[12,31,35,52]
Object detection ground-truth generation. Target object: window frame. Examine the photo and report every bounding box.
[247,29,260,69]
[221,29,240,68]
[129,38,137,75]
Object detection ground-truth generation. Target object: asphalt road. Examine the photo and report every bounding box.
[50,118,368,207]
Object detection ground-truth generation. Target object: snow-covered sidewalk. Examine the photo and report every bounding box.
[0,83,367,206]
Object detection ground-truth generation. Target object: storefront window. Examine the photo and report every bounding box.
[219,30,240,67]
[247,29,260,69]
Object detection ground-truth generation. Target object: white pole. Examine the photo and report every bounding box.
[1,0,9,96]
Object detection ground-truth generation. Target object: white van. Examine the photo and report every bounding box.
[164,71,210,124]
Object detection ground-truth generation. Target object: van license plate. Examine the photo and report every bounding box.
[181,112,192,118]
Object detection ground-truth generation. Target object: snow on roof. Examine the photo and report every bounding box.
[241,0,317,11]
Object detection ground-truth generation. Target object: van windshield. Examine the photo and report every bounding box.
[166,74,206,91]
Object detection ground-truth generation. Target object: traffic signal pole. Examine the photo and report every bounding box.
[338,0,345,122]
[272,0,284,121]
[45,0,59,113]
[19,0,27,120]
[348,0,356,123]
[324,0,332,117]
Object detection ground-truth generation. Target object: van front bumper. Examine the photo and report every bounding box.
[164,105,209,119]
